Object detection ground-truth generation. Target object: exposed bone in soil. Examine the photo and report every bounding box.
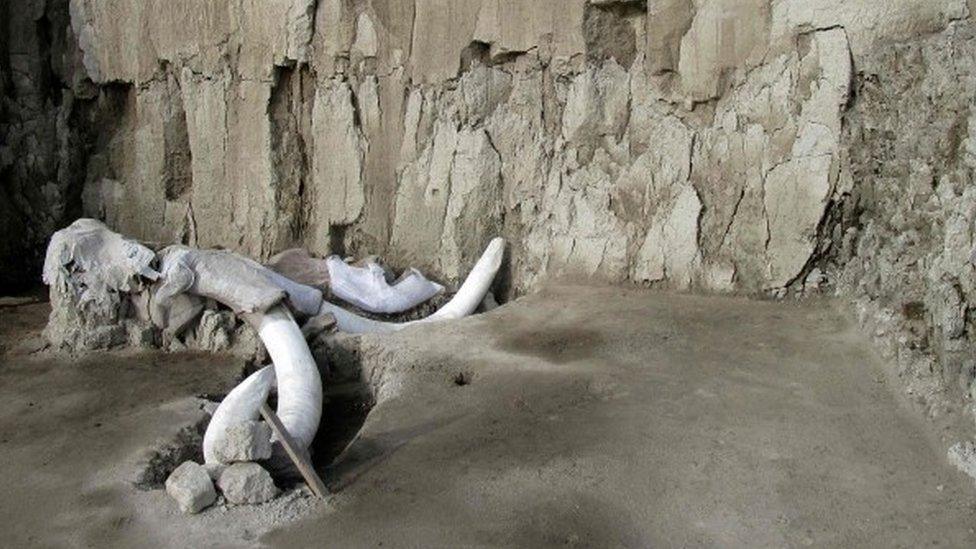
[3,287,976,546]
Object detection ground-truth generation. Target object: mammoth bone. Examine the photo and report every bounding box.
[153,246,323,469]
[43,219,506,476]
[325,255,445,314]
[316,237,506,334]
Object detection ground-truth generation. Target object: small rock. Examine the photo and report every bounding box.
[165,461,217,514]
[125,320,156,348]
[804,268,825,291]
[218,462,279,504]
[202,400,219,416]
[935,278,966,340]
[212,420,272,463]
[167,337,187,352]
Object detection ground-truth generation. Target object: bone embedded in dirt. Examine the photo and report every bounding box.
[218,462,279,505]
[165,461,217,514]
[211,420,273,463]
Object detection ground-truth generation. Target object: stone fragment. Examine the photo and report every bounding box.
[195,309,234,352]
[165,461,217,514]
[211,420,273,463]
[125,320,157,348]
[948,442,976,485]
[218,462,279,504]
[804,268,825,291]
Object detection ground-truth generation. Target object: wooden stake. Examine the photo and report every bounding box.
[259,403,329,499]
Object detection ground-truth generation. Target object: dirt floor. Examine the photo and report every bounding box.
[2,286,975,547]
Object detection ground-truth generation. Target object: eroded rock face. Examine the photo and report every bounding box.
[0,0,91,292]
[0,0,956,294]
[36,0,949,296]
[6,2,976,404]
[835,23,976,412]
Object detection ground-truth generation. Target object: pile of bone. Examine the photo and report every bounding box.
[42,219,506,513]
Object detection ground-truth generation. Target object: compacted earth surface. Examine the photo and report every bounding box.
[2,285,976,547]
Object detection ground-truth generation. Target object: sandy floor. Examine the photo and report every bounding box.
[1,286,975,547]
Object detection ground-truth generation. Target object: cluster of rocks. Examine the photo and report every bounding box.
[165,421,279,514]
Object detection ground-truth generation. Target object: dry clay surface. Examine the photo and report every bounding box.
[2,287,976,547]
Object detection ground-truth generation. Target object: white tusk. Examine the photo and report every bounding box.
[202,305,323,467]
[203,365,275,464]
[425,237,505,321]
[157,246,324,465]
[253,305,322,453]
[321,238,505,334]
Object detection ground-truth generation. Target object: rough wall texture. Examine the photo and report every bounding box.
[835,22,976,414]
[5,1,976,408]
[54,0,967,296]
[0,0,92,291]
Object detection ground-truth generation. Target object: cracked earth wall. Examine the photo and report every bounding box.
[834,21,976,413]
[1,0,965,292]
[4,2,976,401]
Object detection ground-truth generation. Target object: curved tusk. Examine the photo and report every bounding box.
[253,305,322,453]
[202,304,322,467]
[425,237,505,321]
[203,365,275,464]
[321,237,505,334]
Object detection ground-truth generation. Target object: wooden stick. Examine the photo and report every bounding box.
[259,403,329,498]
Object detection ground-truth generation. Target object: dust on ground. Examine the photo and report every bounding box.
[1,286,975,547]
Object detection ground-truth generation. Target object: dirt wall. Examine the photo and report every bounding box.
[5,0,976,407]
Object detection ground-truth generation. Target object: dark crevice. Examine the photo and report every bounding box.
[311,381,373,482]
[163,69,193,201]
[329,223,349,257]
[452,371,472,387]
[270,64,314,247]
[459,41,528,75]
[307,338,375,491]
